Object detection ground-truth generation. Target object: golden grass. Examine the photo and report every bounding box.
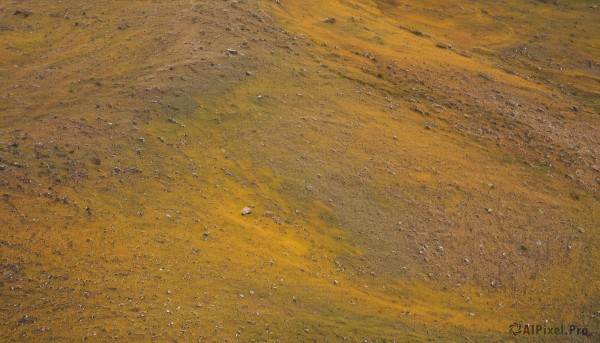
[1,0,598,341]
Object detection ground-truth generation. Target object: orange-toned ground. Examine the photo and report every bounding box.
[1,0,598,341]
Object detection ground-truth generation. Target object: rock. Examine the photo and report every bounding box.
[241,207,252,215]
[226,48,239,55]
[17,315,34,325]
[126,167,142,173]
[13,9,31,17]
[572,105,579,112]
[323,17,336,24]
[425,122,438,129]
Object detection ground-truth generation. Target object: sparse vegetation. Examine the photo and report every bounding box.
[0,0,598,341]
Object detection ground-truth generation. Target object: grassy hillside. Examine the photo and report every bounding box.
[1,0,598,341]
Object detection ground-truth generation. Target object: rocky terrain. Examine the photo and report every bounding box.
[1,0,598,341]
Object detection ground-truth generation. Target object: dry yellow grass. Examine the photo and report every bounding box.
[1,0,598,341]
